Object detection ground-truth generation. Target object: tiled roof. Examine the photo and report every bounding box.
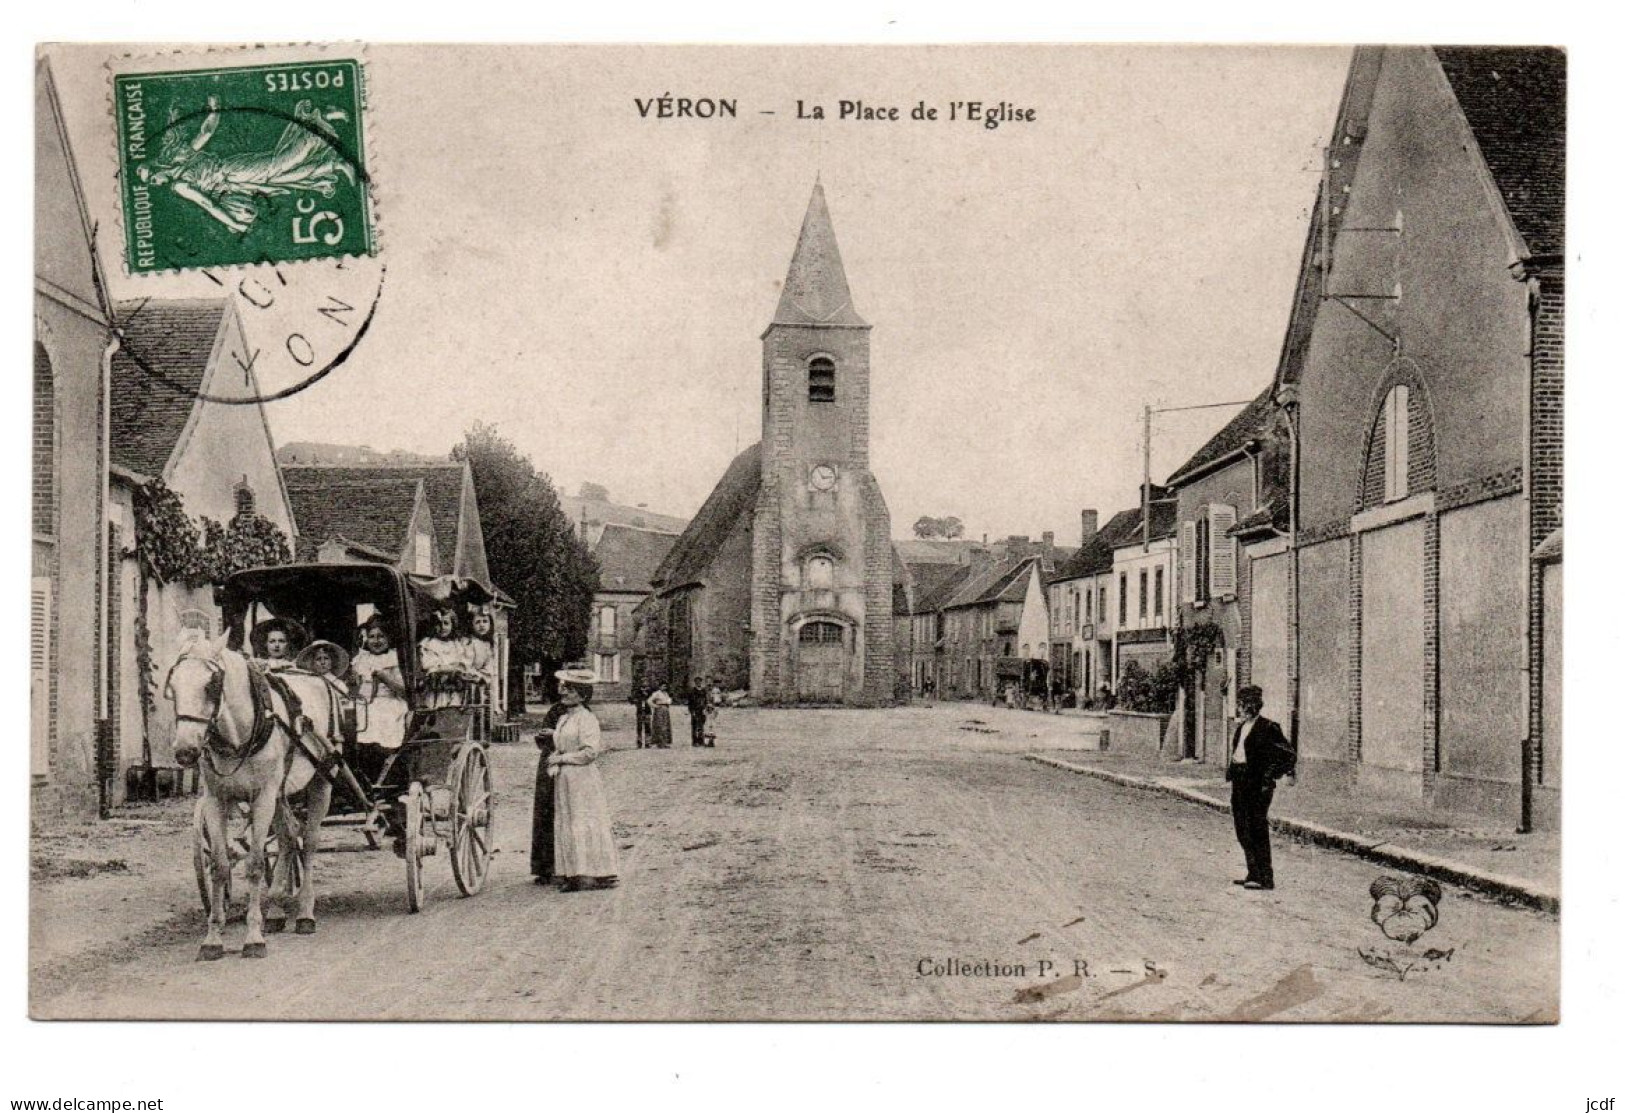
[652,443,762,591]
[1434,46,1565,257]
[594,524,680,594]
[894,538,989,565]
[1051,508,1141,580]
[943,556,1037,610]
[285,476,425,564]
[109,300,227,477]
[1165,387,1275,488]
[280,463,474,578]
[907,562,972,614]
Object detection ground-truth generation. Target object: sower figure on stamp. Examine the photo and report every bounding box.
[1226,685,1296,891]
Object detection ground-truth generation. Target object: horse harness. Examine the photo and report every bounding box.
[170,657,323,780]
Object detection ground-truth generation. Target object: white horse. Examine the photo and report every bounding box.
[168,634,335,960]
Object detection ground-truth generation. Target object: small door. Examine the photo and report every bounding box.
[797,621,847,703]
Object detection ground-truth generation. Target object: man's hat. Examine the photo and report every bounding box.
[1237,685,1264,705]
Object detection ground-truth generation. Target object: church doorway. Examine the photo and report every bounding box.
[796,620,848,703]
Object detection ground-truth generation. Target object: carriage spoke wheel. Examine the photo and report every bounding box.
[402,782,429,913]
[450,746,494,897]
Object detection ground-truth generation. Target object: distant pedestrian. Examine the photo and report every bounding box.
[1226,685,1296,891]
[646,683,673,748]
[630,679,651,747]
[686,678,709,747]
[703,682,723,747]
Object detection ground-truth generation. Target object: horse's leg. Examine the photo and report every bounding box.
[263,802,292,935]
[241,787,277,958]
[199,792,229,961]
[294,779,332,934]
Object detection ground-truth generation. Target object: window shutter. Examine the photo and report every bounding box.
[1180,520,1196,603]
[1209,504,1237,596]
[31,578,51,777]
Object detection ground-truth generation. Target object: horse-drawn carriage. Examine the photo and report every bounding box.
[183,564,497,948]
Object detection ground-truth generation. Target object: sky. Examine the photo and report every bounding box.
[49,44,1351,542]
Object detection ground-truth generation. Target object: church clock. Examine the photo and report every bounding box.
[809,463,838,491]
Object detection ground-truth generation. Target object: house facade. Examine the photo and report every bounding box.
[1109,494,1178,687]
[1280,46,1563,824]
[939,557,1049,701]
[106,299,299,793]
[1165,389,1283,762]
[589,524,680,698]
[33,59,112,820]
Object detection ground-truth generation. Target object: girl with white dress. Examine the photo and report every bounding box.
[352,619,408,751]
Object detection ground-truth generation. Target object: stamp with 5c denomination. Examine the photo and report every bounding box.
[113,57,375,273]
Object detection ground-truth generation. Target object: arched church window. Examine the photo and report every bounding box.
[799,621,843,644]
[807,554,835,590]
[808,356,836,403]
[1381,384,1410,502]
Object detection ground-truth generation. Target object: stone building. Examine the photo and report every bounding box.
[1271,46,1563,824]
[33,59,111,819]
[588,523,680,698]
[648,183,907,703]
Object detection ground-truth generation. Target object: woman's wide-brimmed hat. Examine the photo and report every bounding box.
[295,639,351,677]
[554,668,597,686]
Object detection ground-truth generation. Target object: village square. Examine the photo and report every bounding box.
[29,45,1562,1023]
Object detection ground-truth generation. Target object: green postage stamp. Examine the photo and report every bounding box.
[113,58,374,272]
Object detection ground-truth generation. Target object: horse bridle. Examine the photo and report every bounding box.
[165,655,274,779]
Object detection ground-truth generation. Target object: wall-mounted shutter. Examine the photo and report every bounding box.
[1180,520,1197,603]
[31,577,52,777]
[1209,504,1238,596]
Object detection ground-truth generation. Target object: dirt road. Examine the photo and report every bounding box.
[31,704,1557,1021]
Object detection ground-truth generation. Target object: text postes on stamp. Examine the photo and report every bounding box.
[113,59,374,274]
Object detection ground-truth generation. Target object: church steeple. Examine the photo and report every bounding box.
[771,182,868,328]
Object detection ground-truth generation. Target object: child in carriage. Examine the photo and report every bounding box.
[353,615,409,767]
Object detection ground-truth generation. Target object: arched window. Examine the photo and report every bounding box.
[808,356,836,403]
[799,620,844,644]
[806,554,835,590]
[1381,384,1410,502]
[33,343,53,538]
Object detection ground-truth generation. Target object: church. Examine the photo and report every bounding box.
[641,183,909,705]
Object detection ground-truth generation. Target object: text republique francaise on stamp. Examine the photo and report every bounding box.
[114,59,375,274]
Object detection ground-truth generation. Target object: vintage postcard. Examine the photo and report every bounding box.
[30,42,1563,1024]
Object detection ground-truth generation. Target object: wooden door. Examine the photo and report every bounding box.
[797,621,846,703]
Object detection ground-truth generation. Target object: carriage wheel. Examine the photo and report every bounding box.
[450,746,494,897]
[402,782,428,913]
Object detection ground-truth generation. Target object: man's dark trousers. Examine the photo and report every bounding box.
[1230,766,1275,886]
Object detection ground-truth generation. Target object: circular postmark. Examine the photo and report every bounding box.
[109,56,384,405]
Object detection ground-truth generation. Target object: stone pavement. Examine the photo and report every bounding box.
[1007,708,1558,912]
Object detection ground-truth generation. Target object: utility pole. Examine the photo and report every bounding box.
[1141,398,1255,550]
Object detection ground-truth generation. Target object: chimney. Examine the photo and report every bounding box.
[1080,509,1098,547]
[1042,531,1055,547]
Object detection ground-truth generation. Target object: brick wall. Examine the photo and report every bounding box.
[1529,272,1564,546]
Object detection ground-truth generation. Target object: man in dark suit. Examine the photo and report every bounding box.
[686,677,709,747]
[1226,685,1295,891]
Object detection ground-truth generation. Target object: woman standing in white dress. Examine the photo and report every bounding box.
[546,669,620,891]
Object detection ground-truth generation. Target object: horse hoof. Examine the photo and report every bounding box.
[294,918,316,935]
[197,944,224,962]
[264,917,287,934]
[241,942,267,959]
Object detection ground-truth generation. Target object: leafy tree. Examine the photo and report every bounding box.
[912,515,967,540]
[578,481,610,502]
[455,423,599,705]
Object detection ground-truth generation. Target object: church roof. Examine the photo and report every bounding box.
[651,443,763,592]
[771,183,868,329]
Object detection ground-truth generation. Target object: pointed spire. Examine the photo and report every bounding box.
[772,182,867,328]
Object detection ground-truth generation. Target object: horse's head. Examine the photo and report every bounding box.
[165,633,232,768]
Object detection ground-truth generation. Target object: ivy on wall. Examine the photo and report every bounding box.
[126,478,292,760]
